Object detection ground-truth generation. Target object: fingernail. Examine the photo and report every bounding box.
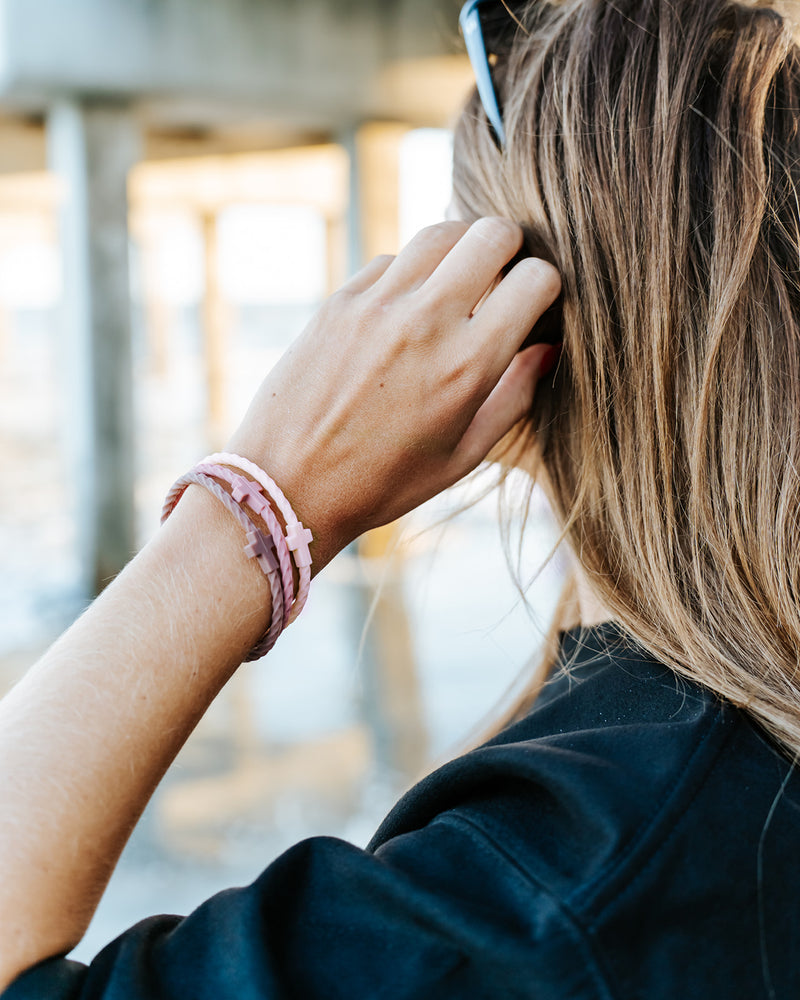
[538,342,562,377]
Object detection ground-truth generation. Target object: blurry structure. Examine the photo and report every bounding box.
[0,0,470,593]
[130,146,351,446]
[0,5,567,956]
[0,0,485,823]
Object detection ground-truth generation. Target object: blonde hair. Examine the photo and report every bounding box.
[453,0,800,754]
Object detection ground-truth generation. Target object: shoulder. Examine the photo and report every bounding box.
[369,623,769,902]
[370,623,800,995]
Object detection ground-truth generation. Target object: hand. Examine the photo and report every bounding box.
[227,218,561,569]
[0,221,561,989]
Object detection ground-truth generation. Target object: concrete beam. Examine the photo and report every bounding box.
[0,0,466,132]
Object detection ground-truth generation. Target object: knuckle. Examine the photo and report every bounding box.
[320,287,352,314]
[470,216,523,250]
[414,281,445,311]
[356,294,420,346]
[518,256,562,301]
[356,294,391,328]
[396,308,432,347]
[415,220,469,246]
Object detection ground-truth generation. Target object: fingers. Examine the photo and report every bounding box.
[469,256,562,371]
[371,221,470,293]
[339,254,395,294]
[423,217,524,314]
[338,222,472,297]
[454,343,553,472]
[339,221,562,419]
[346,219,540,329]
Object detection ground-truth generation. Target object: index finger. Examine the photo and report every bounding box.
[422,217,524,315]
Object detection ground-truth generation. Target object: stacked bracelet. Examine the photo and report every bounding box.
[195,462,295,630]
[160,453,313,660]
[204,452,313,622]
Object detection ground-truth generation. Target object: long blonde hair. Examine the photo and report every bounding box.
[453,0,800,754]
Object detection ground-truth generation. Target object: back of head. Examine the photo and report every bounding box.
[453,0,800,753]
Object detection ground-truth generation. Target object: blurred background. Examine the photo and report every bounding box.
[0,0,564,960]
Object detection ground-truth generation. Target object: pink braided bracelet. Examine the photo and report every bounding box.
[160,471,285,660]
[204,452,313,622]
[195,462,295,630]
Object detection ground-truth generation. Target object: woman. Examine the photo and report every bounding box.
[2,0,799,996]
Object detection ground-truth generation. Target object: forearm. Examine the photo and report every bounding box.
[0,219,560,993]
[0,486,270,987]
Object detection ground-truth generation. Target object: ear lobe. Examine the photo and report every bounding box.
[538,342,563,377]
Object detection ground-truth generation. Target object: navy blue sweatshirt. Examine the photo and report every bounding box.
[5,622,799,998]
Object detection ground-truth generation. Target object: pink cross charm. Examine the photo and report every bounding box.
[244,528,278,574]
[285,521,313,568]
[231,474,265,508]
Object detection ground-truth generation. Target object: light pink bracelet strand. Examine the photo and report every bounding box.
[195,462,294,630]
[204,452,313,623]
[161,471,285,659]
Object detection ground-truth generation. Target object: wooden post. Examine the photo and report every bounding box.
[325,211,349,295]
[201,210,228,450]
[355,122,411,261]
[136,216,173,378]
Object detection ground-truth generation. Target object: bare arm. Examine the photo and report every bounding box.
[0,219,561,991]
[0,486,268,981]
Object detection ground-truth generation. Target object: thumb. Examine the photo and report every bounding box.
[453,342,560,473]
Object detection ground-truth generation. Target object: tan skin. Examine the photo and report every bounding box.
[0,218,579,991]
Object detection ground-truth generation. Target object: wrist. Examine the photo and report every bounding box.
[222,432,351,576]
[155,483,271,664]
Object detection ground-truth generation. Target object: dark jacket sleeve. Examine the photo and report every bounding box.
[1,820,603,1000]
[5,625,734,1000]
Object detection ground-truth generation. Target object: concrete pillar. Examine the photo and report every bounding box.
[48,100,140,596]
